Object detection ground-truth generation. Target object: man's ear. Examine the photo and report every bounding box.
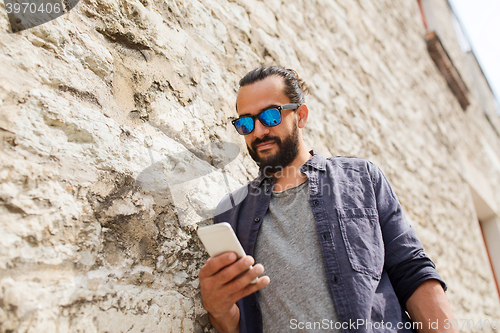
[297,104,309,129]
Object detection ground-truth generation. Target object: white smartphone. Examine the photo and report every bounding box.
[197,222,258,284]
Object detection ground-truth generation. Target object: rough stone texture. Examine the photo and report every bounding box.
[1,0,500,332]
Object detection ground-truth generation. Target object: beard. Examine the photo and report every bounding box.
[247,122,300,174]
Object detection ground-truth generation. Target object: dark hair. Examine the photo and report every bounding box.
[239,66,309,104]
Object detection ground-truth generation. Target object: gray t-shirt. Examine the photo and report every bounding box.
[254,180,340,332]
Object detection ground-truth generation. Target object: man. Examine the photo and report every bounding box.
[199,66,457,333]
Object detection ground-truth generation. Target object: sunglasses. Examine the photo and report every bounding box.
[231,104,300,135]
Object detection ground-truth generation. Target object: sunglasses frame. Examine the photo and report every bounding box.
[231,103,300,135]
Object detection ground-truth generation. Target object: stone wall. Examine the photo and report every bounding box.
[1,0,500,332]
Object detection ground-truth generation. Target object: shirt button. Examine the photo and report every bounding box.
[313,200,319,206]
[254,217,260,223]
[265,188,269,193]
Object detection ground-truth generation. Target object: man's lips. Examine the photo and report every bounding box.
[255,140,276,151]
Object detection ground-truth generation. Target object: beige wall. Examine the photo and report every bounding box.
[1,0,500,331]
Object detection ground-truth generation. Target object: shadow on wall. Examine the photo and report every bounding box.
[4,0,79,33]
[135,141,248,227]
[87,140,246,271]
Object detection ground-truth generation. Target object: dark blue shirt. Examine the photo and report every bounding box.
[214,150,446,333]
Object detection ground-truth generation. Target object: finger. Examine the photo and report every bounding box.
[216,255,255,285]
[199,252,238,279]
[225,263,265,293]
[230,274,271,303]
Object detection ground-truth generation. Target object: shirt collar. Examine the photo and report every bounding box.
[251,149,326,188]
[301,149,327,172]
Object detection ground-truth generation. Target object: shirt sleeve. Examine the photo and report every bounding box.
[369,162,447,307]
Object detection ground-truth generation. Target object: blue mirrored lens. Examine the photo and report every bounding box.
[235,117,254,135]
[260,108,281,126]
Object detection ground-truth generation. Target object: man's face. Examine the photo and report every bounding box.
[236,76,300,173]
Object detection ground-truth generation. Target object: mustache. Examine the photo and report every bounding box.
[251,135,282,151]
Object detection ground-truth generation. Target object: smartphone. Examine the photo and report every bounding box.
[197,222,258,284]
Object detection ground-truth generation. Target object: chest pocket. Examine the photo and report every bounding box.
[337,207,384,280]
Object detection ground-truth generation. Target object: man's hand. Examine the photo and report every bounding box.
[406,279,458,333]
[199,252,270,333]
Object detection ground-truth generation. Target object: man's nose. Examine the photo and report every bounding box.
[253,119,270,138]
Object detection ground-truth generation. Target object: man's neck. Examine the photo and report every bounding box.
[270,148,312,192]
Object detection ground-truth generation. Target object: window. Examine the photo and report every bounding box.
[417,0,470,110]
